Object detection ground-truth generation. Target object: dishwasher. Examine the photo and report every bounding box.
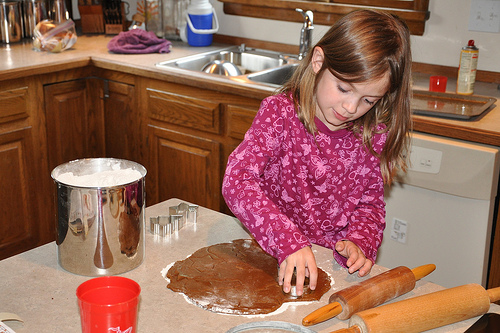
[376,132,500,288]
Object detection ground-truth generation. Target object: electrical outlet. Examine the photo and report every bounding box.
[390,218,408,244]
[469,0,500,33]
[408,145,442,174]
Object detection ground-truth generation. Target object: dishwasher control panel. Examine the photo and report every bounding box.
[401,132,499,200]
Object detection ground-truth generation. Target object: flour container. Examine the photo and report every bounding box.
[185,0,218,46]
[51,158,147,276]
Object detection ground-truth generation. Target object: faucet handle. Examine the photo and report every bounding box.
[296,8,314,60]
[296,8,314,27]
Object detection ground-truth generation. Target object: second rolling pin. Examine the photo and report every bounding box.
[332,284,500,333]
[302,264,436,325]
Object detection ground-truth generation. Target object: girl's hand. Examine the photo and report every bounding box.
[278,247,318,296]
[335,240,373,277]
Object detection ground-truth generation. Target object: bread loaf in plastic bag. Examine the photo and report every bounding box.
[33,19,77,53]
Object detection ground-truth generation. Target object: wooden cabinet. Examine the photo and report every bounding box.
[220,0,430,35]
[224,104,258,161]
[0,72,138,260]
[0,127,40,259]
[44,78,106,171]
[148,126,221,210]
[142,79,260,212]
[0,79,50,260]
[143,82,223,211]
[0,68,259,259]
[103,80,140,162]
[44,75,139,167]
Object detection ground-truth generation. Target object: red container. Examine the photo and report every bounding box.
[77,276,141,333]
[429,75,448,93]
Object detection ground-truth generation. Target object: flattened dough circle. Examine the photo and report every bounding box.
[167,239,331,315]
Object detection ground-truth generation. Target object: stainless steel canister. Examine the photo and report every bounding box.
[0,0,23,43]
[49,0,67,23]
[22,0,47,38]
[51,158,147,276]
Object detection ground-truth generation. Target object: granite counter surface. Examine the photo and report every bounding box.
[0,198,499,332]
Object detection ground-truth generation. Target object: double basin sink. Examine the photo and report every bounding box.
[156,44,300,88]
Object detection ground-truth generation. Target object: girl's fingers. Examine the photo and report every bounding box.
[295,264,306,296]
[278,264,285,286]
[307,263,318,291]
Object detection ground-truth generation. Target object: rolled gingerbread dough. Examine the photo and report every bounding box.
[166,239,331,315]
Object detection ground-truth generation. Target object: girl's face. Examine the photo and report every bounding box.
[311,47,390,132]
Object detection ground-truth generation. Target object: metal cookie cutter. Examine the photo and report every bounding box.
[149,216,160,235]
[149,202,199,237]
[150,214,183,236]
[170,202,199,225]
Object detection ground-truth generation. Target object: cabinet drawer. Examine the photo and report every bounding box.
[0,87,29,123]
[147,88,221,134]
[226,104,256,140]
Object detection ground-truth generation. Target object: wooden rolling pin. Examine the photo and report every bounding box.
[302,264,436,326]
[331,284,500,333]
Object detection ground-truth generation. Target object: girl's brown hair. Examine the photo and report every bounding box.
[280,9,412,184]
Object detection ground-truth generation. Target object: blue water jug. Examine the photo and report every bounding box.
[185,0,219,47]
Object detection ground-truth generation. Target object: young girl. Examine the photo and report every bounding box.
[222,9,412,296]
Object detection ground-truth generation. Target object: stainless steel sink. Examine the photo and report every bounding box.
[156,44,300,87]
[247,64,299,87]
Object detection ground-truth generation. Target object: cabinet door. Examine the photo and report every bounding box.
[104,80,140,162]
[0,127,41,259]
[0,81,48,260]
[148,125,220,210]
[221,104,257,215]
[44,78,105,171]
[226,104,257,142]
[224,103,256,164]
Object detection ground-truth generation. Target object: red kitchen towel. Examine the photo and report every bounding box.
[108,29,172,54]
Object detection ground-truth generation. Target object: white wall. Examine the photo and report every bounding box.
[213,0,500,72]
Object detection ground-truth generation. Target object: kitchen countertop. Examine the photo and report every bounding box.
[2,35,500,146]
[0,35,277,99]
[0,198,499,332]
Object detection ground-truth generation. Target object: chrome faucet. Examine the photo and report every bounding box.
[296,8,314,60]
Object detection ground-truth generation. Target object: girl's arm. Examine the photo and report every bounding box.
[333,141,386,272]
[222,96,310,265]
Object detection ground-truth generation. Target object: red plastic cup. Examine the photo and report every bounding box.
[76,276,141,333]
[429,75,448,92]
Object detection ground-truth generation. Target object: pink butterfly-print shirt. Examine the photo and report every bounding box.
[222,93,387,267]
